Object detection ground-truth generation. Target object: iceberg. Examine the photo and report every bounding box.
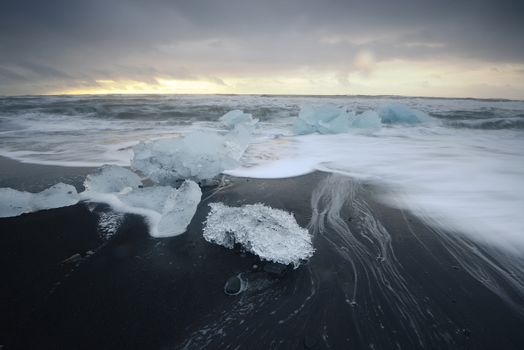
[350,110,382,132]
[378,103,431,124]
[0,183,79,218]
[84,164,142,193]
[293,104,352,135]
[132,130,250,185]
[219,110,258,129]
[203,202,314,267]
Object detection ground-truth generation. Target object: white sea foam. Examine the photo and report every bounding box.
[203,202,314,267]
[229,127,524,254]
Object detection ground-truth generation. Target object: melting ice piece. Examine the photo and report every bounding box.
[132,130,251,184]
[121,180,202,237]
[203,202,314,267]
[84,164,142,192]
[351,110,381,131]
[0,183,79,218]
[220,110,258,129]
[293,104,352,135]
[379,103,431,124]
[84,180,202,238]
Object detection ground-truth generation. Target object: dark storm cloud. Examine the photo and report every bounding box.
[0,0,523,94]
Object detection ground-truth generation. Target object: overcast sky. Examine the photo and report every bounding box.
[1,0,523,98]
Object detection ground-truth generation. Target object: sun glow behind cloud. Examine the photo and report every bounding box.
[53,59,524,99]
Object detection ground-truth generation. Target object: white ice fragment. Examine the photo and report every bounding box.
[157,180,202,237]
[293,104,352,135]
[0,188,32,217]
[203,202,314,267]
[84,164,142,193]
[131,129,251,184]
[220,110,258,129]
[32,183,79,210]
[379,103,431,124]
[0,183,79,218]
[83,180,202,238]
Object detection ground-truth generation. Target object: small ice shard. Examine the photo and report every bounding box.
[203,202,314,267]
[378,103,431,124]
[0,183,79,218]
[131,130,251,184]
[84,180,202,238]
[293,104,352,135]
[351,110,381,131]
[220,110,258,129]
[84,165,142,193]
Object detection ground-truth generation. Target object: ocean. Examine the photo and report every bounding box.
[1,94,524,349]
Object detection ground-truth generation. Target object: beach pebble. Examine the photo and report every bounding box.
[224,275,242,295]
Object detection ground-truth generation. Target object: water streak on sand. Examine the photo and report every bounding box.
[309,174,453,347]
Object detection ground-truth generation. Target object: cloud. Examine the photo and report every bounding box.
[0,0,523,96]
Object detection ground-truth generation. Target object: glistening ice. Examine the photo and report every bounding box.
[203,202,314,267]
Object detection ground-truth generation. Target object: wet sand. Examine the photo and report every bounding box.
[0,159,523,349]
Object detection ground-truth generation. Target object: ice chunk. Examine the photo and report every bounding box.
[132,130,251,184]
[351,110,381,132]
[293,104,352,135]
[203,202,314,267]
[379,103,431,124]
[119,186,173,213]
[220,110,258,129]
[83,180,202,238]
[84,165,142,193]
[32,183,79,210]
[157,180,202,237]
[0,188,32,217]
[0,183,79,218]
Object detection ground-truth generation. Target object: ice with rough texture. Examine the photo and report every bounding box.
[83,180,202,238]
[379,103,431,124]
[0,183,79,218]
[293,104,352,135]
[132,130,250,184]
[219,110,258,129]
[203,202,314,267]
[84,164,142,193]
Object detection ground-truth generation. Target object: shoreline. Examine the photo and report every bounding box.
[1,158,523,349]
[0,155,95,192]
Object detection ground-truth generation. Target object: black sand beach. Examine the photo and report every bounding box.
[1,158,523,349]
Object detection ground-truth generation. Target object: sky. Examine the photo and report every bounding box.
[1,0,523,98]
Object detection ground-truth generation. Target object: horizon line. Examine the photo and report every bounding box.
[0,92,521,103]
